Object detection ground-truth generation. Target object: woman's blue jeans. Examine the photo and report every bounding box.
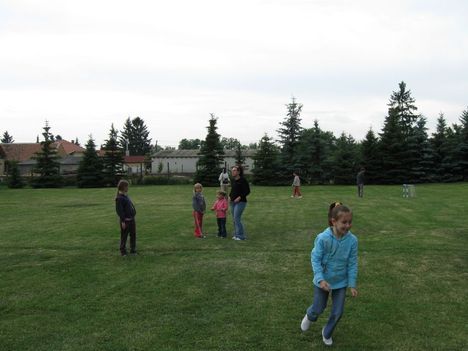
[231,201,247,239]
[306,286,346,339]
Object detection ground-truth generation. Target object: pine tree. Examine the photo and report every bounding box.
[332,133,358,185]
[388,81,419,135]
[7,161,24,188]
[194,114,225,186]
[386,81,421,180]
[277,97,303,177]
[102,124,125,186]
[379,109,405,184]
[252,134,280,185]
[31,121,63,188]
[404,116,432,183]
[360,128,381,184]
[1,131,14,143]
[120,117,152,156]
[77,136,104,188]
[413,117,435,183]
[296,120,334,184]
[442,125,461,182]
[431,113,449,182]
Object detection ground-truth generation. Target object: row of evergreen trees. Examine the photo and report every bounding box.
[251,82,468,185]
[194,82,468,186]
[5,81,468,188]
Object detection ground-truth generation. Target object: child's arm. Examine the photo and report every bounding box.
[311,236,329,290]
[347,239,359,297]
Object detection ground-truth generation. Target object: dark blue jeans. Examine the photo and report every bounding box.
[306,286,346,339]
[217,218,227,237]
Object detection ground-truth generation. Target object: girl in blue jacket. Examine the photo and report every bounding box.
[301,202,358,346]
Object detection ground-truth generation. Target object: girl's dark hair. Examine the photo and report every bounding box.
[328,201,351,226]
[116,179,129,198]
[232,165,244,177]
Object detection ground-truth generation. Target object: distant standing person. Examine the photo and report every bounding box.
[300,202,358,346]
[219,168,230,195]
[192,183,206,238]
[291,172,302,198]
[229,165,250,241]
[356,168,365,198]
[211,190,228,238]
[115,179,137,256]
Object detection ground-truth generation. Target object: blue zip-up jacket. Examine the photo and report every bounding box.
[311,227,358,289]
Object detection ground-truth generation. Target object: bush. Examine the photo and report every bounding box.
[142,175,192,185]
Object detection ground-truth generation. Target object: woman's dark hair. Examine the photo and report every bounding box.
[232,165,244,177]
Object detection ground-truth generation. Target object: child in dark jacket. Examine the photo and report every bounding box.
[115,179,137,256]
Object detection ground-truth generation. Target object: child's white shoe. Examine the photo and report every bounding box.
[322,327,333,346]
[300,314,310,331]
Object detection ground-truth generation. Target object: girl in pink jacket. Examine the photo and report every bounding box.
[211,190,228,238]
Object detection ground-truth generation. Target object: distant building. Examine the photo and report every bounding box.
[123,155,147,175]
[0,140,85,176]
[151,149,256,175]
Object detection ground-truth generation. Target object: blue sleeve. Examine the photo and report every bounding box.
[347,238,358,288]
[311,235,325,285]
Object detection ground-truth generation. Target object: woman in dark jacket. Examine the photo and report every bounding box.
[229,165,250,240]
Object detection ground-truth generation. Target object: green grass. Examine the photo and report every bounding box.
[1,184,467,350]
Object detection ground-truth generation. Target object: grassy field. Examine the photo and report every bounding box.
[1,183,467,350]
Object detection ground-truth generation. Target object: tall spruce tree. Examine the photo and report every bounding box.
[252,134,280,185]
[120,117,152,156]
[31,121,63,188]
[387,81,421,180]
[102,124,125,187]
[77,136,104,188]
[194,114,224,186]
[277,97,303,178]
[388,81,419,135]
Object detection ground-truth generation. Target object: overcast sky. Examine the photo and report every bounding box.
[1,0,467,147]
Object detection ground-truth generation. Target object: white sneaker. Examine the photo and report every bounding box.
[322,327,333,346]
[300,314,311,331]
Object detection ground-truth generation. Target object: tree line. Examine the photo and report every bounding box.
[3,81,468,188]
[194,82,468,186]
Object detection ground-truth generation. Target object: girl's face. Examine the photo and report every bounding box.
[331,212,353,236]
[195,187,202,193]
[217,193,224,199]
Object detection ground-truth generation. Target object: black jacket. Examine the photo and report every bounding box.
[116,193,136,222]
[229,177,251,202]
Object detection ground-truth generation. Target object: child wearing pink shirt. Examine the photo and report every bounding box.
[211,190,228,238]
